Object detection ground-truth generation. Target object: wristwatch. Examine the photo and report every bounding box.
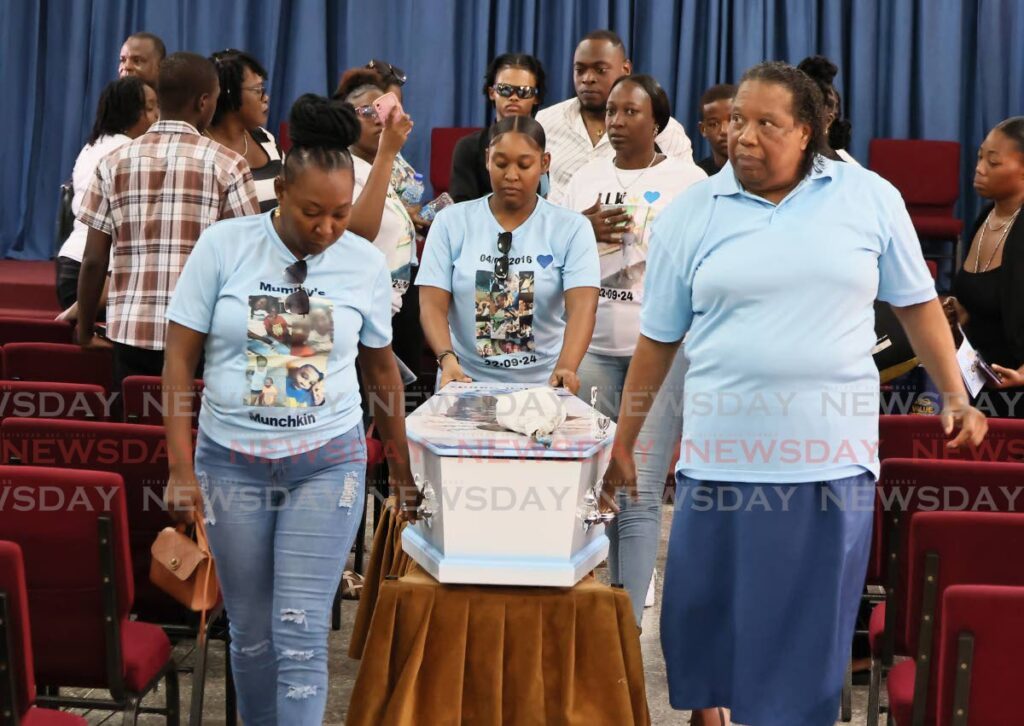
[436,349,459,366]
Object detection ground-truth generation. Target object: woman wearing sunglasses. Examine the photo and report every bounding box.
[450,53,547,202]
[418,115,600,392]
[162,94,416,726]
[559,75,707,626]
[206,49,282,212]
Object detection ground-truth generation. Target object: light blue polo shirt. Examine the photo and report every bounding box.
[167,212,392,458]
[641,158,936,483]
[416,195,600,384]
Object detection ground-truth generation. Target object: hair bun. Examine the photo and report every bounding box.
[797,55,838,85]
[288,93,361,150]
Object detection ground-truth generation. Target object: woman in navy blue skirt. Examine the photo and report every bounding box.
[599,62,988,726]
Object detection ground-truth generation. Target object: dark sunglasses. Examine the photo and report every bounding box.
[493,232,513,281]
[367,59,407,85]
[284,259,310,315]
[493,82,538,100]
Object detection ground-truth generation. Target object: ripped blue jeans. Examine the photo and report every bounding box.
[194,425,367,726]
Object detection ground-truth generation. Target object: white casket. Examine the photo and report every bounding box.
[402,382,616,587]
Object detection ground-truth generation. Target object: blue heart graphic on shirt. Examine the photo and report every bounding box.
[643,191,661,204]
[537,254,554,269]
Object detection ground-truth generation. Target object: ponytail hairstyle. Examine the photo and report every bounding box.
[995,116,1024,154]
[487,114,547,151]
[281,94,361,183]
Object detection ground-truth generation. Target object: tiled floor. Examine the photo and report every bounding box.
[69,508,873,724]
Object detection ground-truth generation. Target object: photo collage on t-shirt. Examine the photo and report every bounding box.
[597,191,657,301]
[474,269,536,358]
[245,291,334,408]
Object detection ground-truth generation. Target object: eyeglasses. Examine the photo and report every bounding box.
[284,259,310,315]
[493,83,538,100]
[353,104,379,120]
[367,59,407,86]
[493,232,513,281]
[242,84,268,99]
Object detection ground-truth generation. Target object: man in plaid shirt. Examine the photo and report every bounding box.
[76,51,259,388]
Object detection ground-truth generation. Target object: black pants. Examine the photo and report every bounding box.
[112,342,165,393]
[55,256,80,310]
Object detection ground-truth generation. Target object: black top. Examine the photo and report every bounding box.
[449,129,490,202]
[952,205,1024,369]
[696,155,723,176]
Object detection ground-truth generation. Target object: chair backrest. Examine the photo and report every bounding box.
[121,375,202,426]
[430,127,481,195]
[2,343,113,391]
[937,584,1024,726]
[877,459,1024,661]
[0,418,179,623]
[0,317,73,346]
[868,139,961,215]
[0,466,132,688]
[0,381,110,422]
[0,348,5,379]
[0,541,35,719]
[903,513,1024,725]
[279,121,291,153]
[870,416,1024,582]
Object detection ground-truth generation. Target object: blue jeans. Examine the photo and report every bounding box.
[194,425,367,726]
[577,348,688,623]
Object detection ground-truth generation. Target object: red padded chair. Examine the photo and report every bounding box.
[933,585,1024,725]
[2,343,113,391]
[0,541,88,725]
[429,126,481,196]
[885,513,1024,725]
[0,381,109,422]
[0,348,5,379]
[279,121,290,153]
[868,139,962,275]
[0,418,180,625]
[121,375,202,426]
[867,459,1024,725]
[0,318,73,346]
[0,466,178,723]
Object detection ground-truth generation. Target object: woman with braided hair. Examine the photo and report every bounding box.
[162,94,416,725]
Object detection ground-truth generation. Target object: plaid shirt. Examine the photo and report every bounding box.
[77,120,259,350]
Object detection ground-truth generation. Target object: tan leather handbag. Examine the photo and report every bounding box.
[150,514,219,635]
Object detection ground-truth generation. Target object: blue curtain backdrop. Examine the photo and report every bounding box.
[2,0,1023,259]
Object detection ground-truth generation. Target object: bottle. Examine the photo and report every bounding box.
[419,192,454,223]
[401,172,425,206]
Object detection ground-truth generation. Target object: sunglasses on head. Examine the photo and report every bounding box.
[493,232,513,281]
[367,59,407,85]
[284,259,310,315]
[493,82,538,100]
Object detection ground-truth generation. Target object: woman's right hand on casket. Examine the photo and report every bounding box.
[439,357,473,389]
[164,465,203,524]
[598,449,638,514]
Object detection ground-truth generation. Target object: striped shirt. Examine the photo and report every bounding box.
[249,127,283,213]
[77,120,259,350]
[537,97,694,202]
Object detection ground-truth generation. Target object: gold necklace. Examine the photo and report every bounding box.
[986,206,1021,231]
[975,207,1020,273]
[204,128,248,156]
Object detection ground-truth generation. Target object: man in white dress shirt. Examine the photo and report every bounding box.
[537,30,693,200]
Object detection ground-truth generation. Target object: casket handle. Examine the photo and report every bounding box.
[414,474,436,528]
[579,485,616,532]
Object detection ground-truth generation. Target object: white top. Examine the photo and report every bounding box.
[536,97,694,202]
[561,155,707,355]
[59,134,132,262]
[352,156,417,316]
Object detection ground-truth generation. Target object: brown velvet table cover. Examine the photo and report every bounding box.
[345,547,650,724]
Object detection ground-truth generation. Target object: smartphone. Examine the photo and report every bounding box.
[372,92,401,124]
[975,355,1004,387]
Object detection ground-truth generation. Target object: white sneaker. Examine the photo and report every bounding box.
[644,569,656,608]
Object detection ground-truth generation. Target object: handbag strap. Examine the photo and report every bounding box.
[193,511,215,644]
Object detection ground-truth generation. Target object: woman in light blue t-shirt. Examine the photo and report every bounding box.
[162,95,417,726]
[417,115,600,393]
